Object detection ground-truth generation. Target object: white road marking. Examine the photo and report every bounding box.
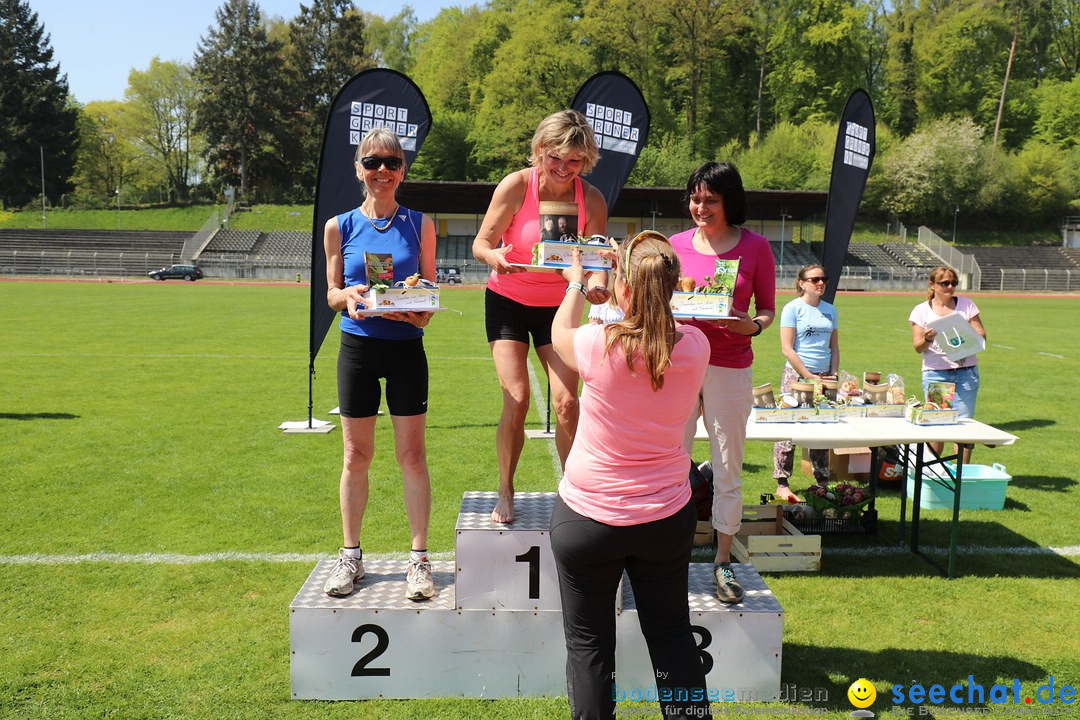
[1038,352,1065,359]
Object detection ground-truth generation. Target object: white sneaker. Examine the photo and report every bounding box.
[324,549,364,597]
[406,558,435,601]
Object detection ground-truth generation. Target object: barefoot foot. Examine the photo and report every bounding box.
[775,485,803,503]
[491,495,515,523]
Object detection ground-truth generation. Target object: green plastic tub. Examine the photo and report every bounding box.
[906,463,1011,511]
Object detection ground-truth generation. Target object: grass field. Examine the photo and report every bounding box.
[1,281,1078,719]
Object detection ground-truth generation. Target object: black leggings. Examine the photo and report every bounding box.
[549,497,710,720]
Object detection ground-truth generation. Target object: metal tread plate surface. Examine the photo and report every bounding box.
[456,491,556,532]
[291,559,457,611]
[621,563,784,614]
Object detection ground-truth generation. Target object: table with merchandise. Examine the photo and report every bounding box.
[742,417,1018,578]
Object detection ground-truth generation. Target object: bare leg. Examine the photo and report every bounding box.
[536,343,580,469]
[391,413,430,550]
[339,416,378,547]
[714,531,733,564]
[490,340,532,523]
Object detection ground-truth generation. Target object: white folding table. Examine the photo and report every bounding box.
[741,417,1019,578]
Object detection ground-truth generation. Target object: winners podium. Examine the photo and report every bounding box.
[290,492,783,700]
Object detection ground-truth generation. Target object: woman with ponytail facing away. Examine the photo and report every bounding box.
[548,232,711,720]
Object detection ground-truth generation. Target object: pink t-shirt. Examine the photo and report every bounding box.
[669,226,777,369]
[486,168,587,307]
[559,323,710,526]
[908,296,981,370]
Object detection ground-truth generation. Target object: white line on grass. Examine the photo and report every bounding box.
[2,547,1076,565]
[992,344,1014,350]
[1038,352,1065,359]
[527,357,564,479]
[828,545,1080,557]
[0,551,456,565]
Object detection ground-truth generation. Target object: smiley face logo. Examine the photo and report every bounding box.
[848,678,877,709]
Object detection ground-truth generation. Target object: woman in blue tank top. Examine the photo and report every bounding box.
[320,127,438,602]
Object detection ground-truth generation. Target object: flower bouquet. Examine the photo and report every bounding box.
[803,482,873,519]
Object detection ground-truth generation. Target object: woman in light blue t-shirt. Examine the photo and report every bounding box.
[773,264,839,502]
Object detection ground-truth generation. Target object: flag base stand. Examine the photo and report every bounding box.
[525,428,555,440]
[280,419,336,434]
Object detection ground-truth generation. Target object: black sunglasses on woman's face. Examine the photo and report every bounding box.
[360,155,403,171]
[937,280,958,287]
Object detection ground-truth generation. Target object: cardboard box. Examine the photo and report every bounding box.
[801,446,871,483]
[864,404,905,418]
[905,404,960,425]
[752,407,797,423]
[693,520,715,546]
[532,240,612,271]
[836,405,867,419]
[793,406,840,423]
[731,505,821,572]
[670,291,734,319]
[366,286,440,310]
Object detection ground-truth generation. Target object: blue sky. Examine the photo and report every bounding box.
[29,0,457,104]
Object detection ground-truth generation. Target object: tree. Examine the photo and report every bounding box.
[881,0,918,135]
[364,6,417,73]
[125,58,200,202]
[194,0,288,199]
[0,0,79,208]
[765,0,867,125]
[286,0,373,193]
[880,116,987,222]
[71,101,139,205]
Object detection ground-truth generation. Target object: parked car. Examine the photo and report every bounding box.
[149,264,203,282]
[436,267,462,285]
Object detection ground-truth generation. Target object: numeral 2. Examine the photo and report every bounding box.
[351,623,390,676]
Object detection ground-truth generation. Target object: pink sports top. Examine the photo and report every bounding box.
[486,168,587,307]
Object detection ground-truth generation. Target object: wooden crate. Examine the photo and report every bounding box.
[731,505,821,572]
[693,520,715,546]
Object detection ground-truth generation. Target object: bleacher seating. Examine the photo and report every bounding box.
[770,241,818,269]
[882,242,941,270]
[258,231,308,258]
[202,229,260,254]
[956,245,1079,291]
[0,229,190,277]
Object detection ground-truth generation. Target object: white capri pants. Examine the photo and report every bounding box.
[683,365,753,536]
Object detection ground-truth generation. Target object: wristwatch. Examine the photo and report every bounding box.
[566,281,587,297]
[749,319,763,337]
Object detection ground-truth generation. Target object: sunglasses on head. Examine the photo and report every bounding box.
[360,155,403,171]
[802,275,828,284]
[937,280,958,287]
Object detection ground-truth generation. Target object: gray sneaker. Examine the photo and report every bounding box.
[714,562,744,604]
[406,558,435,601]
[324,549,364,597]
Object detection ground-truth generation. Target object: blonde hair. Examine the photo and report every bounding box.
[528,110,600,174]
[354,127,405,198]
[795,264,826,296]
[926,265,958,300]
[605,231,681,391]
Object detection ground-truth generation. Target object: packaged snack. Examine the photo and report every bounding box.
[791,380,816,408]
[926,381,956,409]
[886,373,906,405]
[752,383,776,409]
[838,370,861,401]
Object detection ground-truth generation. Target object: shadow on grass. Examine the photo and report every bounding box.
[1009,474,1077,493]
[0,412,79,420]
[815,519,1080,579]
[427,421,500,430]
[992,418,1055,432]
[779,644,1048,713]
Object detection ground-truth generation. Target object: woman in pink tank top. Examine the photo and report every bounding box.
[472,110,609,524]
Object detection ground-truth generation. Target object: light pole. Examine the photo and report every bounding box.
[116,187,121,230]
[779,206,790,270]
[40,146,47,229]
[952,205,959,243]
